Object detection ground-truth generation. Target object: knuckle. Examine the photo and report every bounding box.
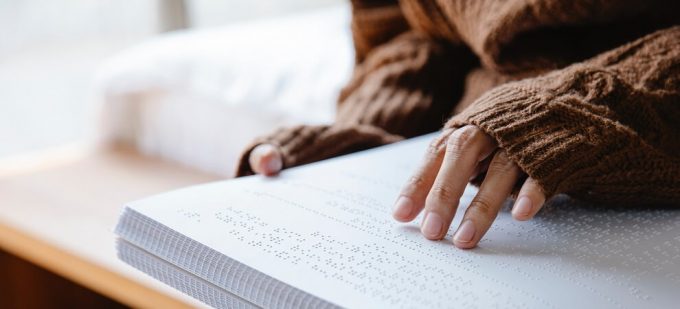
[487,151,518,175]
[430,184,455,201]
[406,175,426,189]
[426,131,451,157]
[446,127,470,148]
[446,126,482,152]
[425,140,443,157]
[469,197,496,217]
[494,150,511,163]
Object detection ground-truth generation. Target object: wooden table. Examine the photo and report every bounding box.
[0,143,221,308]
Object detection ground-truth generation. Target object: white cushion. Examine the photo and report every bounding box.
[95,4,353,176]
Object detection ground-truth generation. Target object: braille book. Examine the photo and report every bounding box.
[114,134,680,308]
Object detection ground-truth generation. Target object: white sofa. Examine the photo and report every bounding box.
[95,5,353,176]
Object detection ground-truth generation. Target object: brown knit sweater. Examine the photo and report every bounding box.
[236,0,680,205]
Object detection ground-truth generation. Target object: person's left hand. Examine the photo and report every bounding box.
[392,125,546,249]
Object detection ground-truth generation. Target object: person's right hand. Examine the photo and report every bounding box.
[248,144,283,176]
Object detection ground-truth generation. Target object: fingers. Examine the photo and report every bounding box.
[392,129,451,222]
[249,144,283,176]
[453,151,521,249]
[393,126,546,248]
[420,126,496,240]
[470,155,492,181]
[512,177,546,221]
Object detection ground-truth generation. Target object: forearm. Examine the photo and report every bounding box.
[337,31,475,137]
[349,0,409,63]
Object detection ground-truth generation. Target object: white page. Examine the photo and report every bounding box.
[127,134,680,308]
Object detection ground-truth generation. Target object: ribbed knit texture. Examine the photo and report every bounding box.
[236,0,680,205]
[448,27,680,204]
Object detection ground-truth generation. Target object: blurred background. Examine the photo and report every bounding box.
[0,1,351,307]
[0,0,340,158]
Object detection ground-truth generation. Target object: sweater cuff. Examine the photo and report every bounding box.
[235,124,403,177]
[445,83,587,198]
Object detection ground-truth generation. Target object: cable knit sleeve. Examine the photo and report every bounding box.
[235,3,474,176]
[447,26,680,205]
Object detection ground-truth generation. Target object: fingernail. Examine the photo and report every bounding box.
[421,212,444,239]
[265,155,282,173]
[392,197,413,220]
[454,220,475,243]
[513,196,533,217]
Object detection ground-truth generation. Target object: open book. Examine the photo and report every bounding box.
[115,134,680,308]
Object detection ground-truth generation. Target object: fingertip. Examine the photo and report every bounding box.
[262,153,282,176]
[453,220,477,249]
[454,241,477,250]
[250,144,282,176]
[420,212,445,240]
[514,177,547,220]
[249,155,262,175]
[511,196,534,221]
[392,196,415,222]
[512,213,533,221]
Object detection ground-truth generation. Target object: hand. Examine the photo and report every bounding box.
[248,144,283,176]
[392,125,546,249]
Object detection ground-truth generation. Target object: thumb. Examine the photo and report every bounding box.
[249,144,283,176]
